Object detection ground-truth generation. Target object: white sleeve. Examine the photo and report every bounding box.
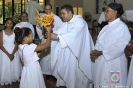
[58,18,85,49]
[102,25,131,61]
[28,44,37,54]
[58,34,67,48]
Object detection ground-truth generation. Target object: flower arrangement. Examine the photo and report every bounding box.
[35,8,54,27]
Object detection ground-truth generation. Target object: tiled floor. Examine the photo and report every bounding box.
[0,75,66,88]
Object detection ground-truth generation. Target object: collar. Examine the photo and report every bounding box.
[67,15,82,24]
[108,18,120,27]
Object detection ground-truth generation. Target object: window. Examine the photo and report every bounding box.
[39,0,44,7]
[0,1,3,24]
[73,7,83,16]
[0,0,44,24]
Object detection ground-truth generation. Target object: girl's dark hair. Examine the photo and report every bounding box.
[14,27,31,44]
[108,3,124,18]
[4,18,13,23]
[4,18,13,29]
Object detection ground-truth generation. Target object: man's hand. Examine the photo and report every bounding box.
[90,50,102,59]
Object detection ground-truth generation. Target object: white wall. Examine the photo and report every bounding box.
[115,0,133,10]
[49,0,55,12]
[83,0,99,20]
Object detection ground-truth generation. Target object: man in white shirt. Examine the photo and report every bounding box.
[50,4,94,88]
[14,12,35,39]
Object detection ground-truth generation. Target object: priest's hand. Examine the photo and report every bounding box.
[51,33,59,40]
[90,50,102,59]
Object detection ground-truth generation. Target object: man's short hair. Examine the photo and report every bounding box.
[61,4,74,14]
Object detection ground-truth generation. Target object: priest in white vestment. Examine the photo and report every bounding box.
[14,12,35,39]
[90,3,131,88]
[36,3,62,76]
[50,4,94,88]
[26,0,43,25]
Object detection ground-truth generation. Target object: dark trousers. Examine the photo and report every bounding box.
[33,25,38,38]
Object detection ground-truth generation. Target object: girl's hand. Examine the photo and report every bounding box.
[43,26,52,39]
[8,54,14,61]
[45,26,52,32]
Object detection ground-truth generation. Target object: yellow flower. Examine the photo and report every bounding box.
[35,8,54,27]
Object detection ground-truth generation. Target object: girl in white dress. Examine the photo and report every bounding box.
[14,26,51,88]
[0,18,22,88]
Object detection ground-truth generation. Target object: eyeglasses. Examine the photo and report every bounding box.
[104,10,115,13]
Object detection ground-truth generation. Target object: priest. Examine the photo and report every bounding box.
[50,4,94,88]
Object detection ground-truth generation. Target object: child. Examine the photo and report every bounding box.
[14,26,51,88]
[0,18,22,88]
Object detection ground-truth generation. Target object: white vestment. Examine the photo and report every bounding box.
[51,15,94,88]
[94,18,131,88]
[13,22,35,39]
[127,56,133,86]
[36,14,62,75]
[26,1,43,25]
